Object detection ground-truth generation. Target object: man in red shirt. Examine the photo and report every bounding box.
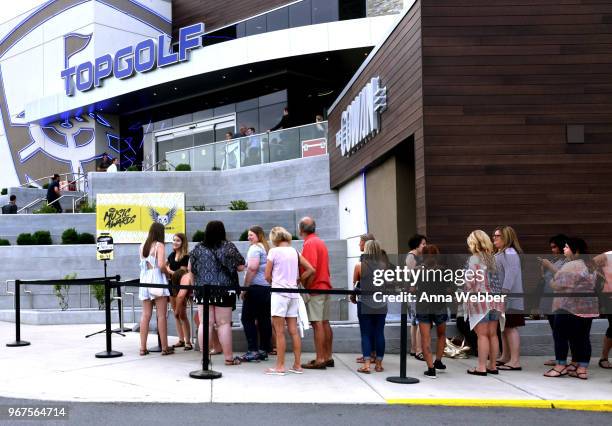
[299,217,334,369]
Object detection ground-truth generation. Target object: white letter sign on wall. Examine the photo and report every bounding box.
[335,76,387,157]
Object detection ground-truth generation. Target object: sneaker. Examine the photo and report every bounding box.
[424,367,437,379]
[257,350,269,361]
[434,359,446,370]
[238,351,260,362]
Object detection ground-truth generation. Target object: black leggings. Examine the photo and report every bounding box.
[241,285,272,353]
[553,312,592,366]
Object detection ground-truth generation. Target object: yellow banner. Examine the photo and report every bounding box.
[96,193,186,243]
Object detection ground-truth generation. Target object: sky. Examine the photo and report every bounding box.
[0,1,45,26]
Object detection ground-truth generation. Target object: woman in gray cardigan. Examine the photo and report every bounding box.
[494,226,525,371]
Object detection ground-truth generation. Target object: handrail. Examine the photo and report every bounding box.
[16,198,46,214]
[48,193,87,213]
[142,159,176,172]
[18,172,85,190]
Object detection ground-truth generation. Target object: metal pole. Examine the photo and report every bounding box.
[190,285,221,379]
[386,300,419,384]
[6,280,30,347]
[95,261,122,358]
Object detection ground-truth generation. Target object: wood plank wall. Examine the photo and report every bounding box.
[328,1,427,233]
[421,0,612,253]
[172,0,294,37]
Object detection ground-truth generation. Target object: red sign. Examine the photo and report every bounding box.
[302,138,327,157]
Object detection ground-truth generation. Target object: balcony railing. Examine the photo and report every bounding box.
[165,122,328,172]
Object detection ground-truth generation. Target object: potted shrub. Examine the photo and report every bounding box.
[32,231,52,245]
[79,202,96,213]
[78,233,96,244]
[33,204,59,214]
[175,163,191,171]
[0,239,10,246]
[229,200,249,210]
[54,273,76,311]
[16,233,34,245]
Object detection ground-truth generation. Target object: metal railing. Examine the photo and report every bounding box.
[164,121,328,172]
[18,193,88,214]
[142,159,176,172]
[18,172,87,192]
[16,198,47,214]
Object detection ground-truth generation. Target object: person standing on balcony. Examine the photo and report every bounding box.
[46,174,62,213]
[270,107,291,131]
[106,157,119,173]
[2,194,17,214]
[97,152,112,171]
[299,217,334,370]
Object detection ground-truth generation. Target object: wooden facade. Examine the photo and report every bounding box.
[329,0,612,253]
[172,0,293,36]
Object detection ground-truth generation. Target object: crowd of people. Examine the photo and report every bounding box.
[137,218,612,380]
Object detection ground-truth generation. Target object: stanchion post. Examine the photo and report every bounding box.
[386,300,419,384]
[190,285,222,379]
[95,274,122,358]
[6,280,30,347]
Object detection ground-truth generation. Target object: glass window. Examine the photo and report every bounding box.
[236,22,246,38]
[246,15,267,36]
[172,114,192,127]
[268,127,300,162]
[193,144,215,171]
[159,134,193,164]
[236,98,259,112]
[339,0,366,20]
[259,103,286,133]
[193,109,213,122]
[289,0,312,28]
[236,109,259,134]
[312,0,339,24]
[259,90,287,107]
[214,103,235,117]
[194,129,214,147]
[204,25,237,47]
[215,120,236,142]
[267,7,289,32]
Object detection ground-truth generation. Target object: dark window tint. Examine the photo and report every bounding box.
[339,0,366,20]
[259,90,287,107]
[236,98,259,112]
[289,0,312,28]
[203,25,237,47]
[194,130,214,146]
[214,103,236,117]
[236,109,259,134]
[312,0,339,24]
[267,7,289,32]
[259,103,286,133]
[246,15,267,36]
[193,109,213,122]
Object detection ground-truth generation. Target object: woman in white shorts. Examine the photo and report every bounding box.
[264,227,315,375]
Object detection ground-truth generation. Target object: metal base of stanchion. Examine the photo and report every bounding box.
[6,340,30,347]
[148,346,162,353]
[113,327,132,333]
[189,369,222,380]
[386,376,420,384]
[95,350,123,358]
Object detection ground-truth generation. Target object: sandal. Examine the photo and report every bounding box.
[467,368,487,376]
[184,343,193,351]
[225,357,241,366]
[414,352,425,362]
[288,367,304,374]
[209,349,222,355]
[498,364,522,371]
[357,366,371,374]
[139,349,150,356]
[301,360,327,369]
[375,363,384,373]
[172,340,185,348]
[161,348,174,356]
[543,366,567,377]
[356,356,366,363]
[543,359,556,366]
[268,348,278,356]
[568,369,588,380]
[599,359,612,369]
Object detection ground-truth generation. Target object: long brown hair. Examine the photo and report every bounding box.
[494,225,523,254]
[143,222,165,257]
[173,233,188,262]
[249,225,270,253]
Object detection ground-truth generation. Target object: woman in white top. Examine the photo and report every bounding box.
[264,227,314,375]
[139,222,173,356]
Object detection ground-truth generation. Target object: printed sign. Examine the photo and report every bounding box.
[302,138,327,157]
[96,193,185,243]
[96,233,114,261]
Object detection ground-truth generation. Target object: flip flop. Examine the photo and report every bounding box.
[357,366,371,374]
[467,368,487,376]
[599,359,612,369]
[497,364,522,371]
[288,368,304,374]
[264,368,286,376]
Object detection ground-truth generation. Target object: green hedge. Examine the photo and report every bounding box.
[61,228,79,244]
[34,204,59,214]
[229,200,249,210]
[17,231,52,245]
[127,165,140,172]
[0,239,10,246]
[175,163,191,171]
[0,188,7,195]
[78,233,96,244]
[79,202,96,213]
[192,230,206,243]
[239,229,249,241]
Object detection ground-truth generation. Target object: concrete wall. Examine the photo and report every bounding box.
[0,240,349,318]
[0,210,296,244]
[0,187,84,214]
[88,155,339,239]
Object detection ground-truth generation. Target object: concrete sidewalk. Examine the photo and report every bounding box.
[1,322,611,410]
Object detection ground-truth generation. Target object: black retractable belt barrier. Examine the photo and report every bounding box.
[95,275,123,358]
[190,284,222,379]
[386,300,419,384]
[6,280,30,347]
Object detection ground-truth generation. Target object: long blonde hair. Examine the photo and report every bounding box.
[494,225,523,254]
[467,230,496,270]
[173,233,188,262]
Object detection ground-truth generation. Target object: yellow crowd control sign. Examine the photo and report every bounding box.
[96,193,186,243]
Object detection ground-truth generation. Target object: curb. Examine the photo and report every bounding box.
[386,399,612,412]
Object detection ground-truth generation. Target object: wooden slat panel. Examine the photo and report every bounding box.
[421,0,612,253]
